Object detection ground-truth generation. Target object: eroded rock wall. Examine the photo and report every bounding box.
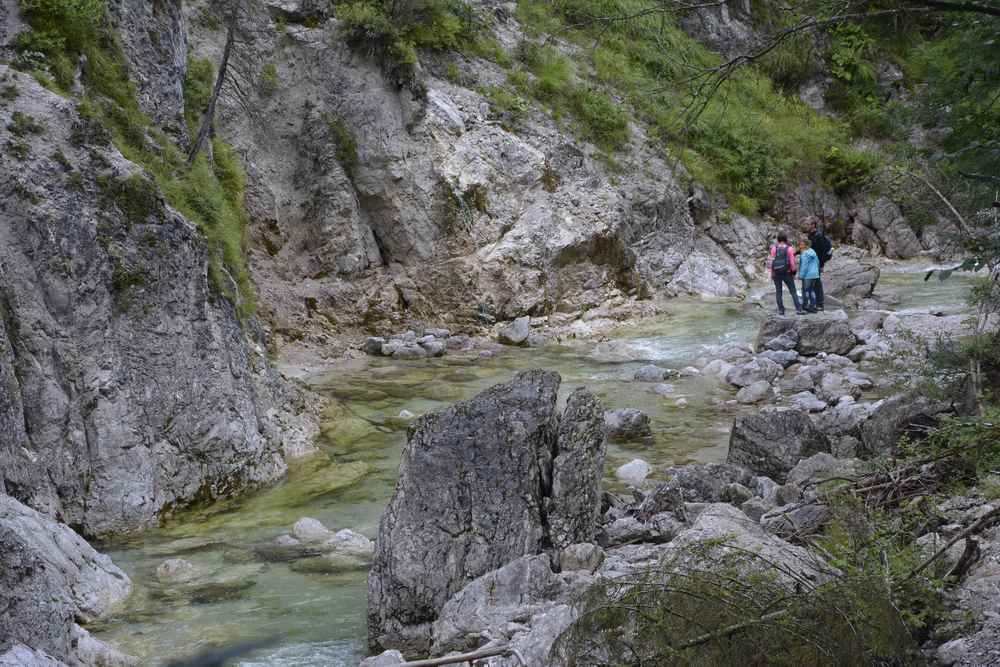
[0,66,315,536]
[178,1,767,352]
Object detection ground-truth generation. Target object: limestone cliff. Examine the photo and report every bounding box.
[0,65,316,536]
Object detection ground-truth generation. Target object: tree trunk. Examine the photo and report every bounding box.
[187,2,239,165]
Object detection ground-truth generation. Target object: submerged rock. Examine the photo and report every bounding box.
[367,370,606,654]
[604,408,653,442]
[633,364,671,382]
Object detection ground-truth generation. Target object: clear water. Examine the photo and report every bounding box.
[91,264,975,666]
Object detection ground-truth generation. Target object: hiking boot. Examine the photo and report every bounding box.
[796,310,805,316]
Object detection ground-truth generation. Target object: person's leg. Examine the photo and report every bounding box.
[783,274,802,312]
[773,275,786,314]
[805,279,817,311]
[814,272,825,310]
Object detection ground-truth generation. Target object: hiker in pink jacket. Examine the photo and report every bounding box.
[768,232,803,316]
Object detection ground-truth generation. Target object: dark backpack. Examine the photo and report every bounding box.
[771,245,790,274]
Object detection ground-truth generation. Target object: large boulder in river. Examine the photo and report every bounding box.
[0,494,133,664]
[727,409,831,482]
[755,316,856,356]
[367,370,606,654]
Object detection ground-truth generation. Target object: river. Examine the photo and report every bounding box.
[91,263,976,666]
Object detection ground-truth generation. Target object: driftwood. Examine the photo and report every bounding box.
[395,645,522,666]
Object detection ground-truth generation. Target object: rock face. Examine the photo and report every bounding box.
[853,197,923,259]
[0,67,316,536]
[727,409,831,482]
[367,370,606,653]
[0,494,132,664]
[109,0,187,137]
[172,2,778,352]
[822,258,880,299]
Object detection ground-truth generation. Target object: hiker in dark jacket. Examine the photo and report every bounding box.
[804,217,832,311]
[769,231,802,316]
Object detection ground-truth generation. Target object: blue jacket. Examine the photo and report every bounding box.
[798,248,820,279]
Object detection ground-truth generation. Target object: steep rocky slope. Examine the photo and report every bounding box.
[0,62,316,537]
[182,0,773,353]
[174,0,953,357]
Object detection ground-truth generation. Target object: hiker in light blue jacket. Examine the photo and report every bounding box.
[797,238,820,313]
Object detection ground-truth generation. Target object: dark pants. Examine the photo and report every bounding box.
[814,268,825,309]
[801,278,817,310]
[773,272,801,314]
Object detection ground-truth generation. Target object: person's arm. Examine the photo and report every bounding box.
[788,246,797,273]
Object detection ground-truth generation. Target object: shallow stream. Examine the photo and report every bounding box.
[92,264,976,666]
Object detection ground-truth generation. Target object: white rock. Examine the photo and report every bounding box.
[323,528,374,559]
[615,459,652,486]
[292,517,334,543]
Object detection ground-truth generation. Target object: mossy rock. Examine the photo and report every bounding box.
[320,415,377,445]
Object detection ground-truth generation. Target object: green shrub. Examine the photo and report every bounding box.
[0,84,18,102]
[110,258,146,308]
[480,84,529,128]
[513,0,848,205]
[100,173,163,226]
[259,62,279,97]
[468,36,512,68]
[14,0,106,89]
[8,138,30,160]
[336,0,479,88]
[541,158,559,192]
[822,145,879,194]
[51,149,71,170]
[14,0,257,315]
[183,57,213,131]
[321,113,359,180]
[7,110,45,135]
[570,88,629,150]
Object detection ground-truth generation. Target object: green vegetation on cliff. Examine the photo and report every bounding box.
[13,0,255,317]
